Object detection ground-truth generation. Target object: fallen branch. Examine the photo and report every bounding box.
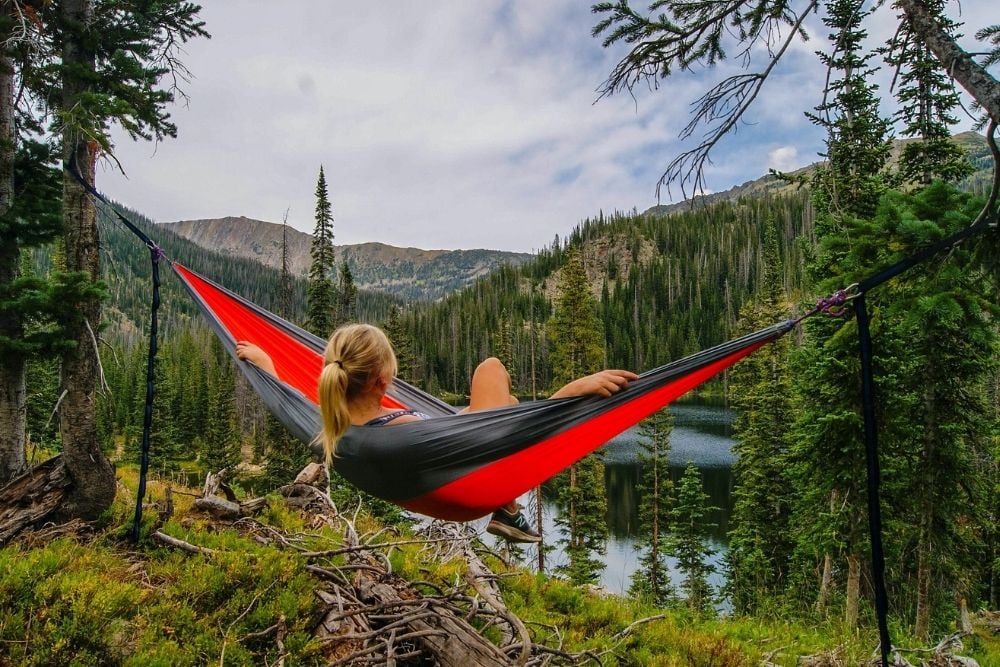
[0,457,72,545]
[300,534,465,559]
[151,530,215,555]
[465,569,531,666]
[611,614,667,641]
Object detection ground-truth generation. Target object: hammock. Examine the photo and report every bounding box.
[173,262,793,521]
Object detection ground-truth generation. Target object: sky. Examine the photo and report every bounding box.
[99,1,995,253]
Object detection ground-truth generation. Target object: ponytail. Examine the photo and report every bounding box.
[317,323,398,463]
[317,360,350,464]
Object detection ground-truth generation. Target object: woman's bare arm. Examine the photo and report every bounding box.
[235,341,278,378]
[550,369,638,399]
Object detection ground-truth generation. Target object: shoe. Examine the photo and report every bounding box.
[486,506,541,543]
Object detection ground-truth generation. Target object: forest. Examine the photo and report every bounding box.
[2,0,1000,665]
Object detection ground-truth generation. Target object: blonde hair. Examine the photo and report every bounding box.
[317,323,398,463]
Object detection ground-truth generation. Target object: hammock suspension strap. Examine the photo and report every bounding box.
[66,159,170,542]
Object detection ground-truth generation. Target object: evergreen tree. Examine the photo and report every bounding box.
[725,219,795,615]
[629,408,675,606]
[492,308,515,385]
[555,453,608,585]
[790,0,895,627]
[0,145,63,481]
[383,305,417,384]
[549,246,608,585]
[875,185,997,638]
[548,247,604,388]
[882,0,974,186]
[668,462,718,614]
[306,166,336,337]
[278,209,292,319]
[45,0,208,519]
[202,345,240,474]
[334,260,357,328]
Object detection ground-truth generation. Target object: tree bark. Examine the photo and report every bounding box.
[845,552,860,627]
[56,0,115,520]
[0,7,26,485]
[817,553,833,613]
[897,0,1000,124]
[0,456,71,545]
[915,519,931,640]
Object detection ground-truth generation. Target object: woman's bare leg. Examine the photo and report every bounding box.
[467,357,520,512]
[468,357,519,412]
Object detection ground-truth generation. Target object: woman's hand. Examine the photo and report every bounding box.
[235,341,278,377]
[550,370,638,399]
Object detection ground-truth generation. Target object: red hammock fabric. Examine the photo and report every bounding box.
[172,261,792,520]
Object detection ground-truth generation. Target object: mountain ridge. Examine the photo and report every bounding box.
[161,217,532,302]
[642,130,990,217]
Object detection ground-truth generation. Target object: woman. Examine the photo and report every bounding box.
[236,323,637,543]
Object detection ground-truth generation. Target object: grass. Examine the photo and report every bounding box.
[0,466,997,665]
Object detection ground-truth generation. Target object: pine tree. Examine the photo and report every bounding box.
[629,408,675,606]
[306,166,336,337]
[875,184,997,638]
[548,247,604,388]
[278,209,292,319]
[881,0,974,186]
[334,261,357,328]
[725,219,795,615]
[48,0,208,519]
[668,462,717,614]
[492,307,514,384]
[383,305,417,384]
[555,452,608,585]
[201,340,240,473]
[0,140,63,482]
[790,0,896,627]
[549,246,608,584]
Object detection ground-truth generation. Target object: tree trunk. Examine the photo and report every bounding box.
[535,485,544,573]
[915,519,931,640]
[845,552,861,627]
[816,490,838,613]
[897,0,1000,124]
[817,553,833,613]
[0,10,25,485]
[915,388,936,641]
[56,0,115,520]
[651,440,660,596]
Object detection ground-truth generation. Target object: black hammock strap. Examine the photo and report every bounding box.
[65,160,166,543]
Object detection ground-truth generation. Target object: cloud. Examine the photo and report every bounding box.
[97,1,991,252]
[768,146,801,172]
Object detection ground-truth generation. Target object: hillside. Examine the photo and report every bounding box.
[161,217,532,302]
[86,204,400,344]
[643,130,991,217]
[399,131,995,395]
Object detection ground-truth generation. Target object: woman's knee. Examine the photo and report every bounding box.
[475,357,508,378]
[469,357,515,410]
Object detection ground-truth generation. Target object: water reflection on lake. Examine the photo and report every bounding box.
[525,399,737,596]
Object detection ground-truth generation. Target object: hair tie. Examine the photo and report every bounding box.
[331,359,344,369]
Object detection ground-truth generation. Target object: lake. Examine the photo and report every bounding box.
[492,399,737,596]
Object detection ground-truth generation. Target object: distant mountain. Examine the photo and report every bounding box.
[160,217,532,302]
[643,131,992,217]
